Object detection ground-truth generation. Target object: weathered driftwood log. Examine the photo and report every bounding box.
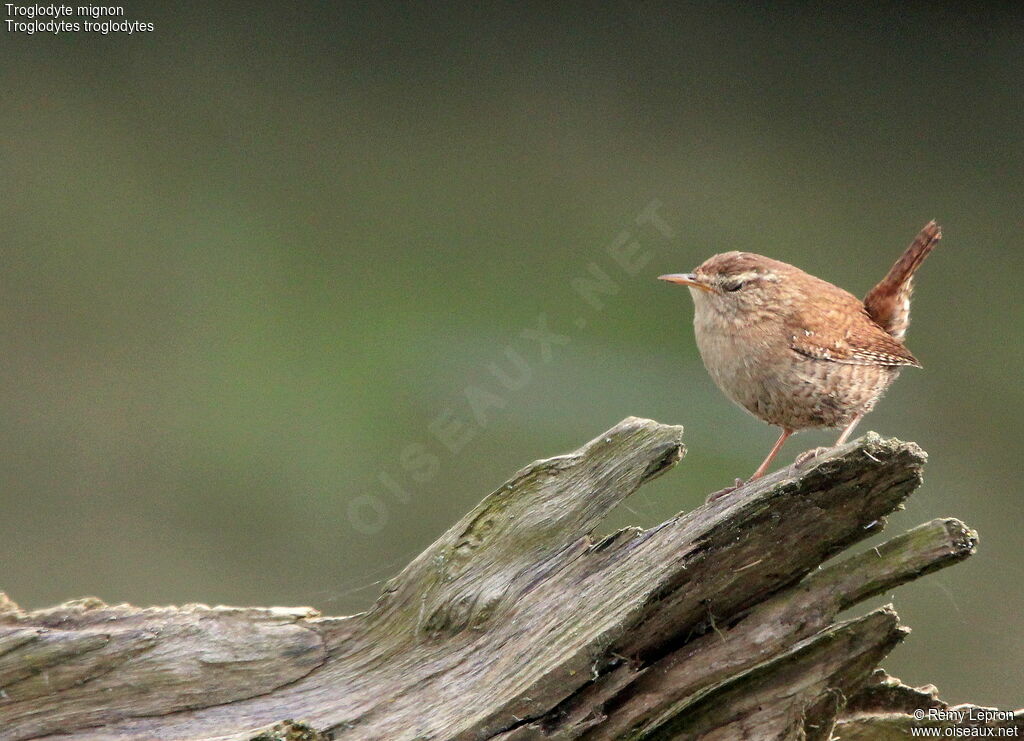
[1,417,1019,740]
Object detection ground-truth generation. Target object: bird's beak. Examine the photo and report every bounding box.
[658,273,714,293]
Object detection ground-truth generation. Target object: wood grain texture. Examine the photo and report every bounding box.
[0,417,1016,740]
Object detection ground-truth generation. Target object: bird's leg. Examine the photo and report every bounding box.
[794,413,865,468]
[833,412,864,446]
[706,428,793,503]
[750,427,795,480]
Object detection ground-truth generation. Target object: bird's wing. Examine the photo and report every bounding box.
[789,291,921,368]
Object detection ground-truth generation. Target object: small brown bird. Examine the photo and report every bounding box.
[659,222,941,497]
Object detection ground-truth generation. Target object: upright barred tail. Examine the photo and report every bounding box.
[864,221,942,340]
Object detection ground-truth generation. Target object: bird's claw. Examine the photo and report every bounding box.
[706,478,746,503]
[794,446,831,469]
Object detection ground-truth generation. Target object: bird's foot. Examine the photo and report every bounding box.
[794,446,831,469]
[706,478,746,503]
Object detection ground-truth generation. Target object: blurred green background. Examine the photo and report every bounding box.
[2,1,1022,707]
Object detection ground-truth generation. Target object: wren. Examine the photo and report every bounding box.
[659,222,941,498]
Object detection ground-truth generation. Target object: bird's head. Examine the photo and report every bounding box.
[658,251,793,321]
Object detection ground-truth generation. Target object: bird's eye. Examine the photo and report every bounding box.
[722,280,744,292]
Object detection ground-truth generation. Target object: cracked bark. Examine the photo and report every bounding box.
[0,417,1018,740]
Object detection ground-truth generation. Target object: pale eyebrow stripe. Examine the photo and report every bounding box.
[724,270,764,283]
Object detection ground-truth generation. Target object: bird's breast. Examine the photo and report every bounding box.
[691,301,777,415]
